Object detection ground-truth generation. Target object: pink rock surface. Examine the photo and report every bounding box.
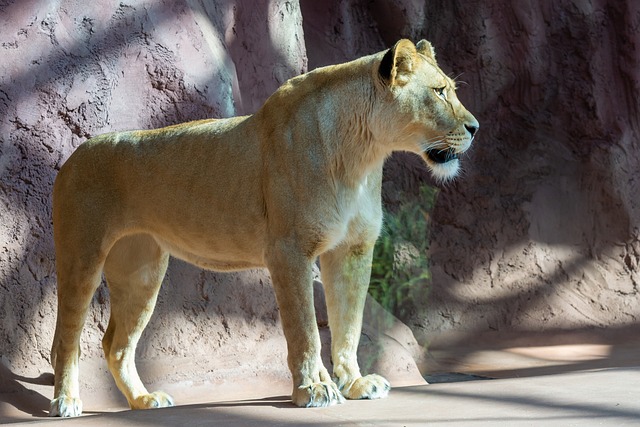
[1,0,639,417]
[408,1,640,341]
[0,0,422,403]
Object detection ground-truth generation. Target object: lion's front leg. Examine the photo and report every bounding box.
[267,244,344,407]
[319,242,391,400]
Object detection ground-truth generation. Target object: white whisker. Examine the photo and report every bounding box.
[419,138,448,152]
[420,142,443,151]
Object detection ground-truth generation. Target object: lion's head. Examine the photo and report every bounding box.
[375,39,479,181]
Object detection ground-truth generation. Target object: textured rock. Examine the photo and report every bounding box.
[0,0,304,381]
[0,0,422,397]
[1,0,639,404]
[304,0,640,341]
[409,1,640,341]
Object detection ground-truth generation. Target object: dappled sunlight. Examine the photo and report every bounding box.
[508,343,611,363]
[422,324,640,381]
[396,368,640,424]
[429,344,612,378]
[1,0,639,424]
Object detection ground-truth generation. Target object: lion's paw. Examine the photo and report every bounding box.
[49,396,83,417]
[131,391,175,410]
[341,374,390,400]
[292,381,346,408]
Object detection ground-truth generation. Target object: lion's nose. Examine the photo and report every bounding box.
[465,123,478,137]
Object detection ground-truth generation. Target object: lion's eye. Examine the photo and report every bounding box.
[434,87,447,100]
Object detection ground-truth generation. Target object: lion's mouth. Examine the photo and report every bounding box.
[425,148,459,164]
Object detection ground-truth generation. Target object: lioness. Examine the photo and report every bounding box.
[49,39,478,416]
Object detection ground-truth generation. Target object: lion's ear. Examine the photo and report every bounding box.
[379,39,417,87]
[416,39,436,60]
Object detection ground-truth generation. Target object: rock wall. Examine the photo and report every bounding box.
[1,0,639,393]
[411,1,640,341]
[303,0,640,340]
[0,0,306,380]
[0,0,423,394]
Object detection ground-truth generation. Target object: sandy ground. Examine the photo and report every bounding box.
[1,2,639,425]
[2,329,639,426]
[3,369,640,426]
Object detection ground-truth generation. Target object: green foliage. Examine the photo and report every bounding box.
[369,185,437,315]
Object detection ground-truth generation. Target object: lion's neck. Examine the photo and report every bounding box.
[329,109,388,188]
[256,54,391,188]
[315,66,389,188]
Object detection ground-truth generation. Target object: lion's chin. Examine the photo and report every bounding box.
[421,153,460,181]
[425,148,459,164]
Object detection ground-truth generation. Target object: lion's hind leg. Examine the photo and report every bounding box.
[50,247,105,417]
[102,234,173,410]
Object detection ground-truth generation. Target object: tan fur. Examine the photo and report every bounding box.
[49,39,478,416]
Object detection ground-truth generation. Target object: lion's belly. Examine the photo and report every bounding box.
[144,203,268,272]
[153,234,266,272]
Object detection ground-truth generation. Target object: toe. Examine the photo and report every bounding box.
[132,391,175,409]
[293,381,345,407]
[49,396,83,417]
[341,374,391,400]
